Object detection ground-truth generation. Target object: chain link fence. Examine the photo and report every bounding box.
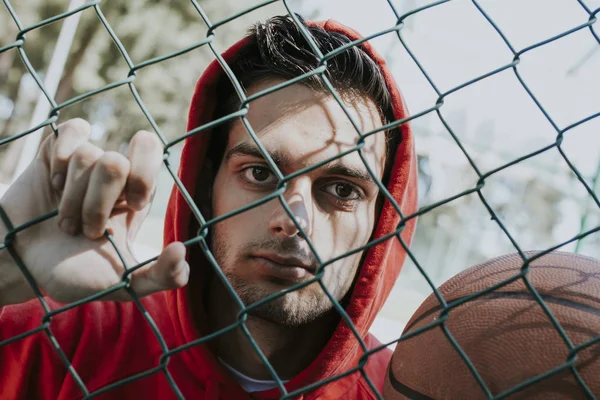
[1,0,599,398]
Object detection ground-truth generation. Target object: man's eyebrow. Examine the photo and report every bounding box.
[225,142,377,185]
[321,163,377,185]
[225,141,290,169]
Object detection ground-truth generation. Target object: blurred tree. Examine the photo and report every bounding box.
[0,0,287,181]
[0,0,64,181]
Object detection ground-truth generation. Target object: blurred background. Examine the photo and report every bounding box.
[1,0,599,347]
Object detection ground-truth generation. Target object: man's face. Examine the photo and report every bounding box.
[210,79,387,326]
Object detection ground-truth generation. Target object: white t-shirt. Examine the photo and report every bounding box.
[219,358,289,393]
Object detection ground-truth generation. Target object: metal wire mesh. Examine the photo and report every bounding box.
[0,0,599,398]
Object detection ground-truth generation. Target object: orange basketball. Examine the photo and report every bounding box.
[383,251,600,400]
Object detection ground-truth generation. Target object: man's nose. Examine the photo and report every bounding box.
[268,182,311,239]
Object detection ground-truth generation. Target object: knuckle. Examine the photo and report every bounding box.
[65,118,91,133]
[131,130,161,151]
[72,143,102,167]
[54,147,71,165]
[59,118,91,138]
[98,152,130,180]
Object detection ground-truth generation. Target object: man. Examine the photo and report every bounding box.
[0,14,417,399]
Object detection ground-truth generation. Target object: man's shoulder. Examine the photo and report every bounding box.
[364,332,393,357]
[329,333,393,400]
[363,332,392,375]
[362,333,393,393]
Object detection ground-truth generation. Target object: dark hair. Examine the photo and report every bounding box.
[207,14,400,192]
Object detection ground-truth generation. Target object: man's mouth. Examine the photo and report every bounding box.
[250,252,316,281]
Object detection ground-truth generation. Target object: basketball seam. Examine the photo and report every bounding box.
[403,291,600,334]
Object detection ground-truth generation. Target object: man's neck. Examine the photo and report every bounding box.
[207,276,338,381]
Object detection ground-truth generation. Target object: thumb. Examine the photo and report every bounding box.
[128,241,189,298]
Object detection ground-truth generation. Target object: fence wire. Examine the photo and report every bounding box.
[0,0,599,399]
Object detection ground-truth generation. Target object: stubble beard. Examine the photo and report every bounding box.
[210,225,331,327]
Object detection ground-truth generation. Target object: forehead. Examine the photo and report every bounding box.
[227,79,387,174]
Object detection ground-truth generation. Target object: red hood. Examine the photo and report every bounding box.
[162,18,418,399]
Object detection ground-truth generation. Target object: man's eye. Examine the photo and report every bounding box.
[322,182,361,200]
[243,166,276,184]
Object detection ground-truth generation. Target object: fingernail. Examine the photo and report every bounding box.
[52,174,65,191]
[183,261,190,279]
[59,217,77,235]
[178,260,190,283]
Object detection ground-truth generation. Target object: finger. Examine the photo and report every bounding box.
[58,143,103,236]
[50,118,92,191]
[126,130,163,211]
[81,151,131,239]
[128,241,189,297]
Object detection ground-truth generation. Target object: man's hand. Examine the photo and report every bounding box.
[0,118,189,306]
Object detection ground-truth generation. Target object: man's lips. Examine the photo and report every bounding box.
[250,252,316,281]
[252,252,316,272]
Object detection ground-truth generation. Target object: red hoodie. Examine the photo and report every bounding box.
[0,19,417,399]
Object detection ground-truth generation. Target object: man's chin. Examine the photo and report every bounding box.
[247,305,307,327]
[234,282,326,327]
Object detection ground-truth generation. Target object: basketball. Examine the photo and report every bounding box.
[383,251,600,400]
